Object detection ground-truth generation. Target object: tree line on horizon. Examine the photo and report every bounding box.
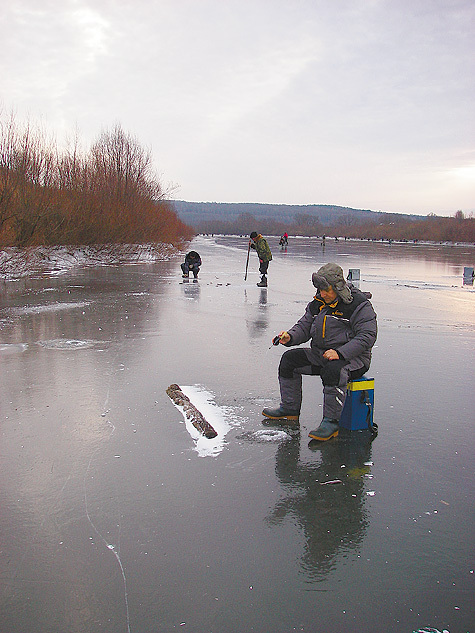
[0,114,193,249]
[196,210,475,244]
[1,114,472,249]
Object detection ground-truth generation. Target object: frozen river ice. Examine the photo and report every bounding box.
[1,235,474,633]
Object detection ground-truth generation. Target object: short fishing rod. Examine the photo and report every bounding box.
[244,241,251,280]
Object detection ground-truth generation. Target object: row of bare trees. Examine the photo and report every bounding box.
[199,211,475,243]
[0,115,193,247]
[324,211,475,243]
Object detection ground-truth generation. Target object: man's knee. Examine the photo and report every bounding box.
[320,360,348,386]
[279,349,315,380]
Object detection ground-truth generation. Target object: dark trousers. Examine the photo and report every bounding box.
[181,262,200,277]
[278,348,367,421]
[259,260,269,277]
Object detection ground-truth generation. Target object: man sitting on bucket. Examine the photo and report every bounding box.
[262,263,377,441]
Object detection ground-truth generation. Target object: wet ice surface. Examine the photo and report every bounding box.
[0,236,474,633]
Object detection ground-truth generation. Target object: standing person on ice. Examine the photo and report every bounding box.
[279,232,288,247]
[263,263,377,441]
[249,231,272,287]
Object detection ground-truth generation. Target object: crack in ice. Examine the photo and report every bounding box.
[84,439,131,633]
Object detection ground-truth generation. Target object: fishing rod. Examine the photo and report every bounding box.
[244,241,251,280]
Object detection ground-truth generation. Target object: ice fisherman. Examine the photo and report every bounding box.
[249,231,272,287]
[279,233,288,247]
[181,251,202,279]
[262,263,377,441]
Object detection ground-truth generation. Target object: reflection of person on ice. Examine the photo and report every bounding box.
[181,251,202,279]
[263,263,377,441]
[249,231,272,287]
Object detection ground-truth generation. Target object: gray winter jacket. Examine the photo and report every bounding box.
[286,287,377,369]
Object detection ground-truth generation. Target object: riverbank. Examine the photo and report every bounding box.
[0,242,184,280]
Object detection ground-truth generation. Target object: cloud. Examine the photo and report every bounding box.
[1,0,474,214]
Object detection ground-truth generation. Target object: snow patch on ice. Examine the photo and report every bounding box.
[176,385,240,457]
[247,429,291,442]
[7,301,89,316]
[37,339,103,350]
[0,343,28,353]
[413,628,450,633]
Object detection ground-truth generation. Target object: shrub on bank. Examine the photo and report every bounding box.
[0,116,193,247]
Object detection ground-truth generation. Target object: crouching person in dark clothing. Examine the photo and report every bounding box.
[181,251,202,279]
[262,263,377,441]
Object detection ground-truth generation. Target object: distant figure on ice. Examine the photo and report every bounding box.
[262,263,377,441]
[249,231,272,287]
[279,233,288,248]
[181,251,202,279]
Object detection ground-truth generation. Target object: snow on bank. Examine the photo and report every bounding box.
[0,243,181,280]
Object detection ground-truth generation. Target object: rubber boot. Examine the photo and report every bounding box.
[257,275,267,287]
[262,406,299,421]
[308,418,339,441]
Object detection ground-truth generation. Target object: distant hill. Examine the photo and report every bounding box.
[168,200,418,230]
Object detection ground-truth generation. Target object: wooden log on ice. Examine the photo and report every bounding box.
[166,384,218,439]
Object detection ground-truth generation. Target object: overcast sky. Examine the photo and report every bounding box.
[1,0,474,215]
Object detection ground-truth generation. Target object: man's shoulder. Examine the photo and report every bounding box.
[336,289,369,316]
[308,296,325,315]
[351,287,371,303]
[348,289,376,316]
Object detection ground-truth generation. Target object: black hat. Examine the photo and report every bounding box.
[250,231,258,239]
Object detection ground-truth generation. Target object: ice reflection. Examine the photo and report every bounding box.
[267,431,375,581]
[180,278,201,301]
[245,288,270,339]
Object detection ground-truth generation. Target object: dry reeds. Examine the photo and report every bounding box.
[0,115,193,247]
